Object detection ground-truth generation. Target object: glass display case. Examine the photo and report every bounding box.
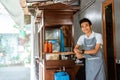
[44,25,74,60]
[45,28,60,52]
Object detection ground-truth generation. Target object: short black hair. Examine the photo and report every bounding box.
[79,18,92,25]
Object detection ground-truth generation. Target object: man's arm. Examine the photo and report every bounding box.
[74,44,83,59]
[84,43,101,55]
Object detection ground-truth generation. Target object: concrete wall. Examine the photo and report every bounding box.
[114,0,120,60]
[73,0,104,45]
[73,0,120,60]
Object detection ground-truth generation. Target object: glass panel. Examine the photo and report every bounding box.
[45,28,59,40]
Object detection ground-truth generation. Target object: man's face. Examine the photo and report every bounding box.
[80,22,92,34]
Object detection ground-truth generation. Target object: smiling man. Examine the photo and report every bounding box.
[74,18,106,80]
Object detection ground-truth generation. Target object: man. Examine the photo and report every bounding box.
[74,18,106,80]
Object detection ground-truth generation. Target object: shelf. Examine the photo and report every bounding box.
[44,52,75,55]
[45,60,75,67]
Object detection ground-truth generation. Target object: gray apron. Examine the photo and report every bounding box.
[83,36,106,80]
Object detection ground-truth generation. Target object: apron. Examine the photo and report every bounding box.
[83,36,106,80]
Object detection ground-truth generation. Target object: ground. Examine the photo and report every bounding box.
[0,65,30,80]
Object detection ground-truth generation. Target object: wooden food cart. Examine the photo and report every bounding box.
[33,3,84,80]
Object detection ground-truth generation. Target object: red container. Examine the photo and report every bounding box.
[44,41,48,53]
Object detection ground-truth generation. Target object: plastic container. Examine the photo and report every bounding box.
[54,71,70,80]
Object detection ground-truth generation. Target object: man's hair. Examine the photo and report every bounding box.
[79,18,92,26]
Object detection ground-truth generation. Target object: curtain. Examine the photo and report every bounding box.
[0,0,24,27]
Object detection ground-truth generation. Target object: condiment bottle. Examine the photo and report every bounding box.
[44,41,48,53]
[48,42,52,53]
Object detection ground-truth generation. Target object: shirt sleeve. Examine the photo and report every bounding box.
[77,35,84,46]
[95,33,103,45]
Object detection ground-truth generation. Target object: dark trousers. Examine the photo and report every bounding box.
[75,58,85,80]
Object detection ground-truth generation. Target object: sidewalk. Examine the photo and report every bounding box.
[0,65,30,80]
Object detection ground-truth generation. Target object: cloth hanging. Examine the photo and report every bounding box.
[60,29,64,52]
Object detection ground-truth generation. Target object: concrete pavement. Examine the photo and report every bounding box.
[0,66,30,80]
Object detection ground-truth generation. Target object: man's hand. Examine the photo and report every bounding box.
[76,52,83,59]
[74,45,83,59]
[74,49,83,59]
